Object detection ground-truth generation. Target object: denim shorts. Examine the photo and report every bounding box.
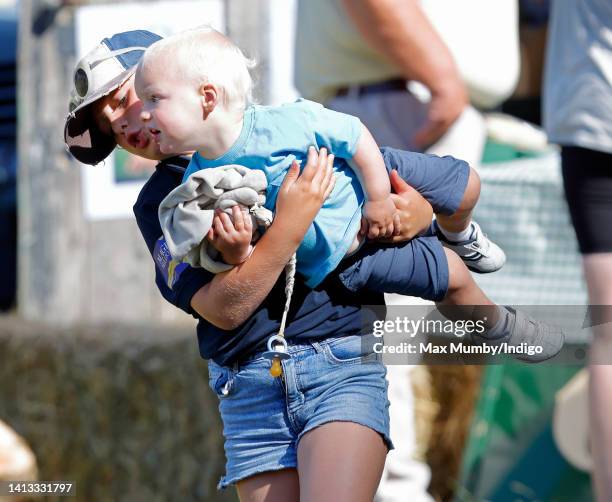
[207,334,392,489]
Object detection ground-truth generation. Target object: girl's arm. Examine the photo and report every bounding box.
[190,147,335,330]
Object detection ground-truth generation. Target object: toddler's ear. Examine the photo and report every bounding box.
[199,83,218,118]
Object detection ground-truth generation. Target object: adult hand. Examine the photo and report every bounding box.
[413,79,468,149]
[379,170,433,243]
[274,146,336,242]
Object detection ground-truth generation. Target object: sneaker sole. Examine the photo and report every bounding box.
[465,263,503,274]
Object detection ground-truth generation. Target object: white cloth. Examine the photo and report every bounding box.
[158,165,273,273]
[417,0,519,108]
[543,0,612,154]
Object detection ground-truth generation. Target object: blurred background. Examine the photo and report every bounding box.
[0,0,598,500]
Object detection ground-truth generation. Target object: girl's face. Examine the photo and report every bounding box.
[91,76,166,161]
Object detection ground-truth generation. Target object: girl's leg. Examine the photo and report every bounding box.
[236,468,300,502]
[297,422,387,502]
[583,253,612,501]
[560,146,612,500]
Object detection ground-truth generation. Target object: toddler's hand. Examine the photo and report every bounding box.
[207,205,254,265]
[362,197,398,239]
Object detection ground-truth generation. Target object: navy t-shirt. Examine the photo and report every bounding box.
[133,156,383,366]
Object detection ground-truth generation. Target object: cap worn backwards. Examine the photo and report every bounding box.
[64,30,162,165]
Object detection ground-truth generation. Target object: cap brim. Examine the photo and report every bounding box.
[64,66,136,165]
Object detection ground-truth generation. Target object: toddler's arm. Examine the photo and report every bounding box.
[207,206,254,265]
[352,124,398,238]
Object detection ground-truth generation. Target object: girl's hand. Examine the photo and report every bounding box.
[274,146,336,241]
[379,169,434,243]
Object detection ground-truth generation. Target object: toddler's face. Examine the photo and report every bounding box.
[135,59,203,155]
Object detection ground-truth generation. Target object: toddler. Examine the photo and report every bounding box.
[135,27,564,361]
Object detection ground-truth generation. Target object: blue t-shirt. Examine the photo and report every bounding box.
[184,99,365,287]
[135,156,382,367]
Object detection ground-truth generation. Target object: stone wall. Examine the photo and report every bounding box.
[0,316,236,502]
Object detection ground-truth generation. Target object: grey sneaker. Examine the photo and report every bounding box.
[435,220,506,273]
[474,307,566,363]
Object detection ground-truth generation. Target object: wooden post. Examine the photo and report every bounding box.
[18,0,86,325]
[17,0,270,325]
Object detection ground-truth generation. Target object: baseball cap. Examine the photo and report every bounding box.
[64,30,162,165]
